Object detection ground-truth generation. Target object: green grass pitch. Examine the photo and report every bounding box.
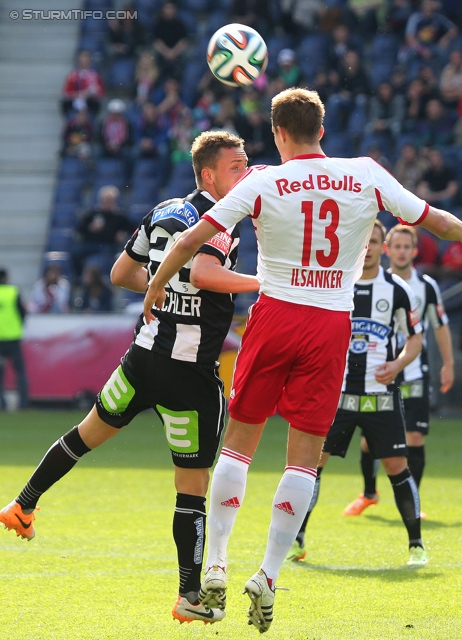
[0,410,461,639]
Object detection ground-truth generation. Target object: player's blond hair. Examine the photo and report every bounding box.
[271,87,325,143]
[386,224,417,248]
[191,130,245,187]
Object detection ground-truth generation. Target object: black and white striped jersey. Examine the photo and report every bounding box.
[343,266,422,394]
[395,268,448,381]
[125,189,240,364]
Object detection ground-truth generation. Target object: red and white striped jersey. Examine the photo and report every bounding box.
[204,155,428,311]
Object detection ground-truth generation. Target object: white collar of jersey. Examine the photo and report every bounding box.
[356,266,384,285]
[200,190,217,204]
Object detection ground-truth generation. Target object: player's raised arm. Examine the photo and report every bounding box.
[143,219,218,323]
[190,252,259,294]
[420,205,462,240]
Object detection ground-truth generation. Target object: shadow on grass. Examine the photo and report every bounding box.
[299,562,442,582]
[357,514,460,530]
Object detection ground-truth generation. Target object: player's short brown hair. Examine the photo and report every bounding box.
[191,130,245,186]
[373,219,387,242]
[386,224,417,248]
[271,87,325,144]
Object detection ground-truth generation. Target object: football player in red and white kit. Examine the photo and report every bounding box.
[144,87,462,633]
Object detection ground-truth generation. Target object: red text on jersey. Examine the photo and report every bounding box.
[276,175,362,196]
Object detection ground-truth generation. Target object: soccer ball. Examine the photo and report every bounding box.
[207,23,268,87]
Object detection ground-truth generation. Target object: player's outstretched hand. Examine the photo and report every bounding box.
[374,361,399,386]
[143,284,166,324]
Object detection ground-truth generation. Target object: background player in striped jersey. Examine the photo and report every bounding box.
[344,224,454,518]
[288,220,429,566]
[142,87,462,632]
[0,131,259,625]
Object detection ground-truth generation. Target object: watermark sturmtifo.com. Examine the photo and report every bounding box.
[9,10,138,20]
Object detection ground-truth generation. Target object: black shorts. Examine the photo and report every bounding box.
[324,388,408,460]
[400,377,430,435]
[95,343,225,469]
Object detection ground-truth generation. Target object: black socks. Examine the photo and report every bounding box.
[173,493,206,597]
[16,426,91,511]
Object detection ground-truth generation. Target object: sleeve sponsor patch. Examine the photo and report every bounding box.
[436,302,445,319]
[205,231,233,255]
[408,308,420,327]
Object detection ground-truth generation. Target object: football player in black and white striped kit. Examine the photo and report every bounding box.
[347,224,454,519]
[0,131,259,624]
[290,220,429,566]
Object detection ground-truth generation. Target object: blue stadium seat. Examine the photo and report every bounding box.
[58,157,89,182]
[297,34,329,81]
[180,58,208,107]
[42,252,72,279]
[84,0,113,9]
[50,203,79,228]
[80,16,108,37]
[265,33,297,77]
[370,33,400,66]
[322,132,353,158]
[162,177,196,202]
[54,179,83,205]
[46,228,74,252]
[178,0,211,11]
[94,158,125,182]
[130,182,159,207]
[177,9,199,35]
[132,157,164,182]
[106,58,136,89]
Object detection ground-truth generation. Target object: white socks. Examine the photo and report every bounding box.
[205,448,251,569]
[261,466,317,584]
[205,454,317,586]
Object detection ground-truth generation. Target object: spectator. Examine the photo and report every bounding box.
[71,186,133,280]
[347,0,389,38]
[275,49,301,88]
[383,0,413,39]
[364,81,406,150]
[152,2,189,81]
[98,99,133,159]
[327,24,358,74]
[61,49,105,118]
[414,227,441,276]
[401,0,458,72]
[107,3,145,61]
[169,106,201,165]
[325,49,371,132]
[311,67,341,104]
[366,143,392,171]
[236,109,276,164]
[156,78,186,128]
[132,52,161,106]
[413,97,456,148]
[61,99,94,162]
[416,147,459,210]
[229,0,275,40]
[439,48,462,109]
[210,95,240,135]
[192,88,220,130]
[279,0,326,37]
[73,265,114,313]
[439,241,462,287]
[393,142,430,192]
[0,268,28,410]
[134,101,170,161]
[403,77,432,132]
[28,265,71,313]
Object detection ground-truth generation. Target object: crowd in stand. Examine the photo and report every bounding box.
[41,0,462,315]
